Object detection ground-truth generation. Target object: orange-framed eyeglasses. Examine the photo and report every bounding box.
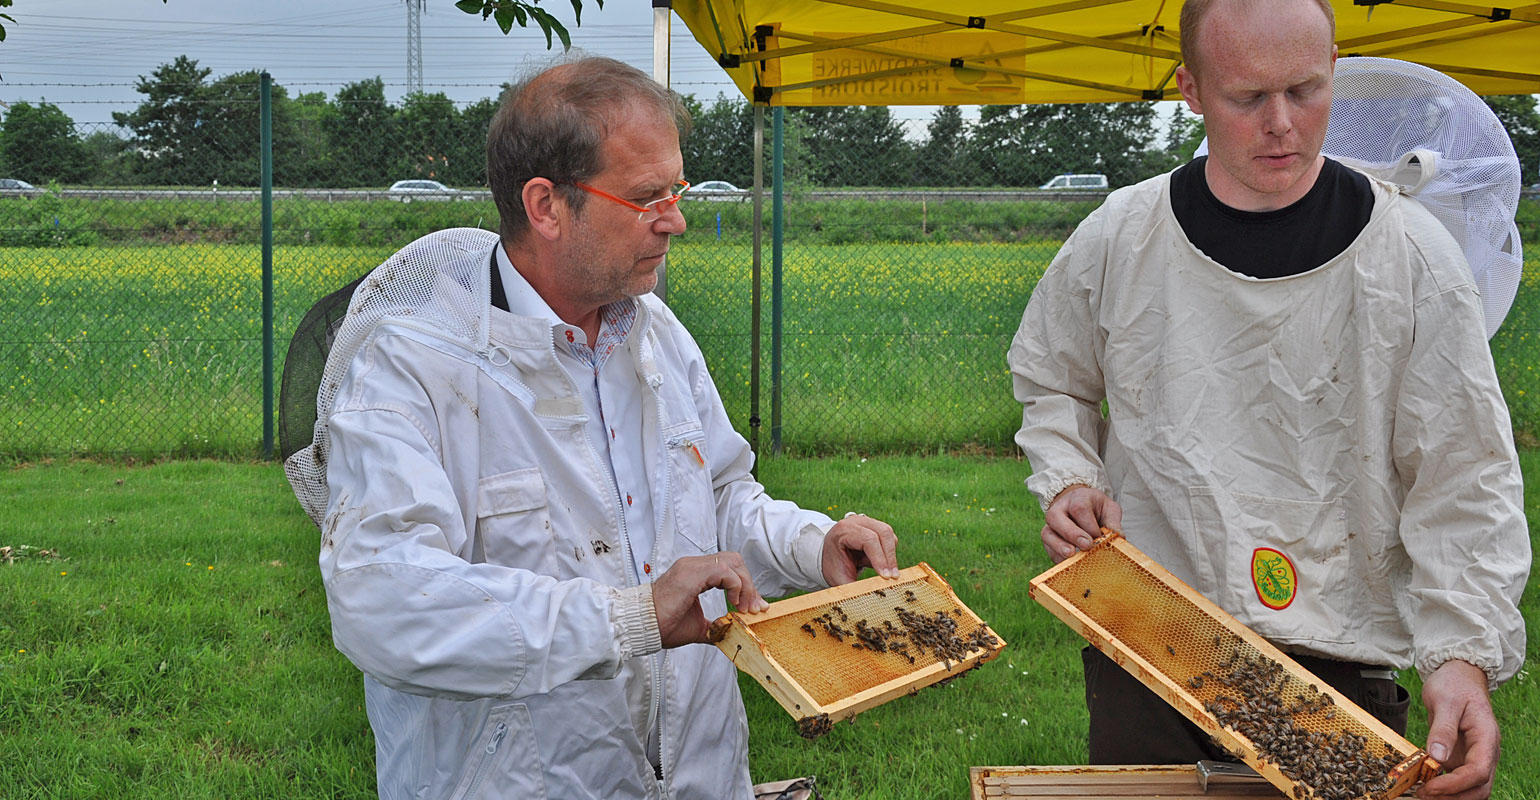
[572,180,690,222]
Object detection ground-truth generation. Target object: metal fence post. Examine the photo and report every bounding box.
[770,106,784,455]
[751,105,764,469]
[261,72,275,459]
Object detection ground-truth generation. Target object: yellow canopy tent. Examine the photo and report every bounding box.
[670,0,1540,105]
[657,0,1536,455]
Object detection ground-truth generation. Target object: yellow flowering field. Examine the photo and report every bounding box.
[2,239,1536,458]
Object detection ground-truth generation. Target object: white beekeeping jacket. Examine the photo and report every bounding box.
[287,228,834,799]
[1010,173,1528,685]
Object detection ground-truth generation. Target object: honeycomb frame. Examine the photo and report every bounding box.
[709,562,1005,736]
[1029,530,1437,800]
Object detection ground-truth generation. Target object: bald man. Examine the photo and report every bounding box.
[1008,1,1527,797]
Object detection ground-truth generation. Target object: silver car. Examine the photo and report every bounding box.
[686,180,749,201]
[0,178,40,196]
[388,179,462,202]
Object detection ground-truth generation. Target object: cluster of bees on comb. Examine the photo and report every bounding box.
[795,713,833,739]
[1193,639,1403,800]
[797,588,999,670]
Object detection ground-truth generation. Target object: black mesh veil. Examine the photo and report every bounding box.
[279,273,369,461]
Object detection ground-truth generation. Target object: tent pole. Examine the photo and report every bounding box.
[651,0,672,304]
[751,106,764,471]
[771,107,784,455]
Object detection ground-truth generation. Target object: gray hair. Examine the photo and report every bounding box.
[486,56,691,244]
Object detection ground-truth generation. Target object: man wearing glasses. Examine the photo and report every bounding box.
[299,57,898,799]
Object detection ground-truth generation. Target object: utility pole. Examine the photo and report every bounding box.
[406,0,425,96]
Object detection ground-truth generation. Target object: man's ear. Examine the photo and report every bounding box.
[1175,65,1203,115]
[521,178,564,241]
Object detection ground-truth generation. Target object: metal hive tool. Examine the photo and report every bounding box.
[708,563,1006,739]
[1029,530,1439,800]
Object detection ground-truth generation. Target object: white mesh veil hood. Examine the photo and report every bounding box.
[285,227,500,526]
[1197,57,1524,338]
[1324,57,1523,338]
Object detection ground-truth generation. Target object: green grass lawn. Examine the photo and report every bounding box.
[2,453,1537,799]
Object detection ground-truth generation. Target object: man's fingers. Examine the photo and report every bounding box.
[1065,503,1101,544]
[1418,761,1493,800]
[1041,523,1075,562]
[1044,505,1092,552]
[1045,487,1123,556]
[655,554,767,649]
[854,533,898,579]
[1101,499,1123,532]
[821,515,901,584]
[713,552,767,613]
[1425,714,1460,767]
[853,518,899,578]
[1417,663,1499,800]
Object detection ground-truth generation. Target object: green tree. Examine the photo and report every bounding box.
[914,105,969,185]
[327,78,398,188]
[287,90,336,187]
[112,56,215,184]
[967,102,1162,187]
[1484,95,1539,185]
[458,95,502,186]
[395,91,463,184]
[789,105,914,186]
[680,93,755,187]
[81,129,134,184]
[1163,104,1206,165]
[0,101,90,183]
[113,58,311,187]
[200,69,299,186]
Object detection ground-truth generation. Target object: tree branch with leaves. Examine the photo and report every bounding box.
[454,0,603,51]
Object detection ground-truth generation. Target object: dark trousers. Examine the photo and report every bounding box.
[1082,646,1411,765]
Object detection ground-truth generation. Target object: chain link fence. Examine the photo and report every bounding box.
[2,88,1537,459]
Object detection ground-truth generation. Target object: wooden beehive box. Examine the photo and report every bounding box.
[971,765,1285,799]
[709,562,1005,738]
[1029,530,1437,800]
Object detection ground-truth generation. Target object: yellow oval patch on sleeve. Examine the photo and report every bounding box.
[1251,547,1297,610]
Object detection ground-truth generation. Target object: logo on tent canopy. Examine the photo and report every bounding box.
[803,32,1022,104]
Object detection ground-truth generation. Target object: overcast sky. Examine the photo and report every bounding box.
[0,1,950,131]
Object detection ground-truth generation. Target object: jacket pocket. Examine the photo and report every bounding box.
[665,424,718,556]
[476,468,557,572]
[450,703,546,800]
[1186,487,1351,646]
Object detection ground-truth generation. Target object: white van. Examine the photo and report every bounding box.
[1039,173,1108,190]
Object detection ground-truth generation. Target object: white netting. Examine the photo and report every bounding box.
[284,227,499,527]
[1325,57,1522,338]
[1195,57,1523,338]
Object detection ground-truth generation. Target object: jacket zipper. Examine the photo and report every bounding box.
[461,720,507,799]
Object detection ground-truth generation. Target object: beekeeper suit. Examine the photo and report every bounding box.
[1009,1,1526,796]
[286,58,899,800]
[1010,173,1528,682]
